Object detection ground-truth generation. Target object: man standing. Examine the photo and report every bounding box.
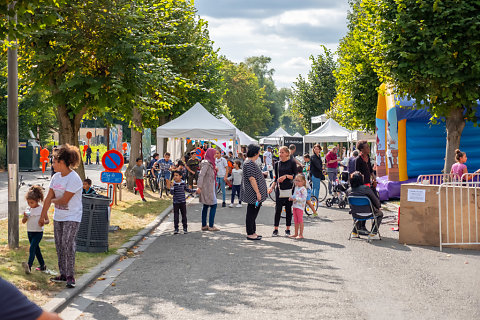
[186,151,200,189]
[85,145,92,165]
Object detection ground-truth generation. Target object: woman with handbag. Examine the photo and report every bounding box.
[197,148,220,231]
[310,144,324,199]
[268,146,297,237]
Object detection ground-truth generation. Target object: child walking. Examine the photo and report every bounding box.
[96,149,100,165]
[170,171,196,234]
[133,157,147,202]
[228,160,243,208]
[22,186,46,274]
[289,174,308,239]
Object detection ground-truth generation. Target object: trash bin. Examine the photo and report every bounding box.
[76,194,110,253]
[19,139,41,171]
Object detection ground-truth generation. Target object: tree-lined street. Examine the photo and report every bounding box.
[59,199,480,319]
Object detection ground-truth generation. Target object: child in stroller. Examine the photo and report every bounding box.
[325,173,349,209]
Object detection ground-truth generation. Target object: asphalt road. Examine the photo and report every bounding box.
[0,164,109,220]
[71,197,480,320]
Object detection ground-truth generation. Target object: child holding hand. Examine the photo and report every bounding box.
[22,186,47,274]
[289,174,308,239]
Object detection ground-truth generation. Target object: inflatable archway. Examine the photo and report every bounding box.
[376,84,480,183]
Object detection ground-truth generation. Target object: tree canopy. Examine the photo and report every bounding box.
[289,46,336,133]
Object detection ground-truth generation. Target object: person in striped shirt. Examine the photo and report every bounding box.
[170,171,196,234]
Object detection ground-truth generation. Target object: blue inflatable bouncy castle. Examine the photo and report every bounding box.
[375,85,480,200]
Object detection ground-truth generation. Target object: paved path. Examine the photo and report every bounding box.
[64,197,479,320]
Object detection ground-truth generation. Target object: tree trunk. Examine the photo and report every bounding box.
[126,107,142,190]
[56,105,87,180]
[444,107,465,174]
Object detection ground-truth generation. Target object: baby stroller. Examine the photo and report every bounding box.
[325,178,349,209]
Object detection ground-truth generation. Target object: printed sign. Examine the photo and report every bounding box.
[407,189,426,203]
[101,171,123,184]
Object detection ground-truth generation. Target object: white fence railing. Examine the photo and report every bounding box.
[417,174,459,185]
[438,178,480,251]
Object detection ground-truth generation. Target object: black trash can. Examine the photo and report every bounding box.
[77,194,110,253]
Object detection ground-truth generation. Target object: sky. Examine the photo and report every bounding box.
[194,0,350,89]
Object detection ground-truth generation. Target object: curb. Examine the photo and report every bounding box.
[42,204,173,313]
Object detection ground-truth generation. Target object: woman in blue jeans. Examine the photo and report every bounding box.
[310,144,324,199]
[197,148,220,231]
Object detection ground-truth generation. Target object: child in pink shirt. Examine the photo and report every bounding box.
[289,174,308,239]
[450,149,480,180]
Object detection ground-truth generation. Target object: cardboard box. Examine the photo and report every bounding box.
[399,183,480,250]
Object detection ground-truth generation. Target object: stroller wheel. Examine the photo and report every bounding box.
[339,200,346,209]
[325,198,333,207]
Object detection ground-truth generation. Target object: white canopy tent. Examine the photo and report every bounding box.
[348,130,376,143]
[293,132,302,137]
[219,115,258,145]
[156,103,237,140]
[311,114,328,124]
[156,103,237,158]
[259,127,290,145]
[304,118,351,143]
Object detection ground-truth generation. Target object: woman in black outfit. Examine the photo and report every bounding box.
[310,144,324,199]
[268,146,297,237]
[242,144,268,240]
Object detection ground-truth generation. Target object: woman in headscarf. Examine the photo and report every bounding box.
[197,148,220,231]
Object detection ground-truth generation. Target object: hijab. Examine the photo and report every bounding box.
[204,148,216,169]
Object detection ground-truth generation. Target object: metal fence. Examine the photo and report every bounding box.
[417,174,459,185]
[437,176,480,251]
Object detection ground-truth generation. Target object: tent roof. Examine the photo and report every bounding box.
[219,115,258,145]
[304,118,351,143]
[268,127,290,137]
[259,127,291,144]
[311,114,328,124]
[156,103,236,140]
[293,132,302,137]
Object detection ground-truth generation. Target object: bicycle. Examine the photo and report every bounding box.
[157,174,167,198]
[146,170,158,193]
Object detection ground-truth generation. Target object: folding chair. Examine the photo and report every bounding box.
[347,196,382,241]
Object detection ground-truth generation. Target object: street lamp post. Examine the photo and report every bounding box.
[7,1,19,249]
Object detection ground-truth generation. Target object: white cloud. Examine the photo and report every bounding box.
[198,2,349,88]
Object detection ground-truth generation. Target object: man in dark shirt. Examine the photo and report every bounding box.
[0,277,62,320]
[348,150,359,174]
[186,151,200,189]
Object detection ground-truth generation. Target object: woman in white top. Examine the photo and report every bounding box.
[40,144,83,289]
[215,149,228,207]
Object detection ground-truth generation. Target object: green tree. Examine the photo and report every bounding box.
[245,55,287,134]
[220,58,271,137]
[330,0,380,132]
[362,0,480,172]
[289,46,336,133]
[20,0,219,180]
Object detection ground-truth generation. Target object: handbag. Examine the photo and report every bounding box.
[277,162,293,198]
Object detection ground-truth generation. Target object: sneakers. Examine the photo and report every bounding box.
[50,275,67,283]
[313,213,318,217]
[174,229,180,234]
[228,203,234,208]
[142,198,147,202]
[222,202,226,207]
[351,231,359,238]
[201,226,209,231]
[272,229,279,237]
[22,262,31,274]
[183,228,188,234]
[208,226,220,231]
[236,204,242,208]
[285,229,291,236]
[35,265,47,272]
[66,276,76,288]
